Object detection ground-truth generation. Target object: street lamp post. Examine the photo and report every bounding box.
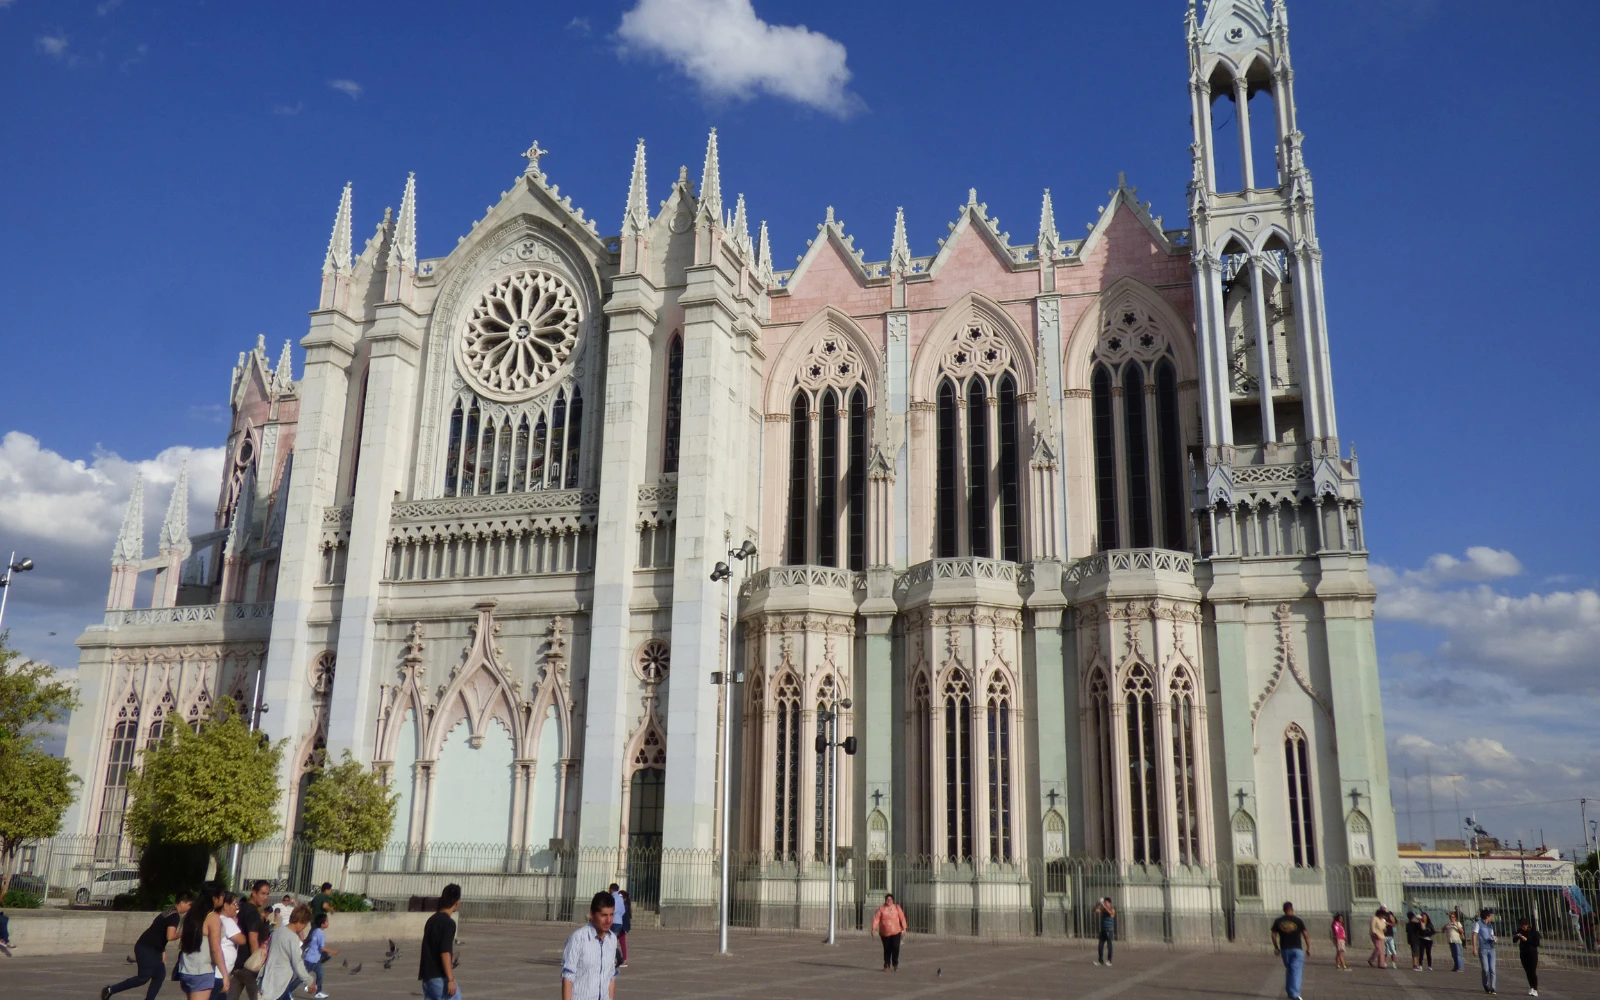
[0,553,36,633]
[709,540,757,956]
[816,690,856,945]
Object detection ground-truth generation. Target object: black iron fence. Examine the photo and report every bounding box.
[12,836,1596,965]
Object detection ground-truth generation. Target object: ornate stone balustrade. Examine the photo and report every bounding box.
[102,602,275,628]
[383,489,598,583]
[892,557,1021,599]
[637,482,677,569]
[1063,548,1195,588]
[741,564,863,599]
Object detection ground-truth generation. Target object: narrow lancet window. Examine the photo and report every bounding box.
[786,392,810,564]
[935,380,959,558]
[1091,366,1118,550]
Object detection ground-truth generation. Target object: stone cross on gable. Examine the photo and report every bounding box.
[1236,787,1249,811]
[523,141,548,176]
[871,789,884,809]
[1046,788,1061,809]
[1349,787,1363,811]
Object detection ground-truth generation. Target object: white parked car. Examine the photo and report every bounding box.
[75,868,138,905]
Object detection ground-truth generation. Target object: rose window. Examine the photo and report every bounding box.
[457,269,581,400]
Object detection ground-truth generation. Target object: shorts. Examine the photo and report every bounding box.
[177,970,216,993]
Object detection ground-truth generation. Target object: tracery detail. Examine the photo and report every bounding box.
[457,269,581,400]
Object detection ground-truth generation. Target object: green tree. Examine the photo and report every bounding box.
[125,698,284,898]
[0,635,80,897]
[300,750,398,889]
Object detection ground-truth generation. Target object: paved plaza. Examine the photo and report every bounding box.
[8,922,1598,1000]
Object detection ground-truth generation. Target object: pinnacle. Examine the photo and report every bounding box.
[389,173,417,270]
[1037,189,1060,257]
[113,474,145,565]
[160,461,191,554]
[624,138,649,233]
[698,128,722,220]
[732,193,752,258]
[889,207,912,275]
[274,340,294,387]
[323,182,353,276]
[756,220,773,285]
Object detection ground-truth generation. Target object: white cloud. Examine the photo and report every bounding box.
[271,102,304,117]
[0,432,225,650]
[37,33,68,58]
[616,0,859,116]
[1370,545,1522,588]
[96,0,124,14]
[567,16,592,35]
[328,79,362,100]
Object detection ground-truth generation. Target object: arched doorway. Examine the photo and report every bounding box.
[626,767,665,909]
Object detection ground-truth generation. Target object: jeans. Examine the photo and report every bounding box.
[308,960,325,991]
[229,967,262,1000]
[106,944,167,1000]
[1480,946,1497,992]
[1420,940,1433,967]
[1281,947,1305,998]
[421,978,462,1000]
[1098,931,1114,963]
[1451,942,1464,971]
[881,933,902,969]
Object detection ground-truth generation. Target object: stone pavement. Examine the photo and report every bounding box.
[7,922,1597,999]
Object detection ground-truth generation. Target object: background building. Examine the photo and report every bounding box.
[62,0,1399,930]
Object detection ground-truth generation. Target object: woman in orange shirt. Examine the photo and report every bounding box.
[871,893,908,972]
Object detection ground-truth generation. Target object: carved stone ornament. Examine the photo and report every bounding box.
[795,334,865,394]
[940,321,1012,380]
[456,269,581,401]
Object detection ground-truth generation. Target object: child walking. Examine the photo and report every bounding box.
[302,912,338,999]
[1331,913,1350,970]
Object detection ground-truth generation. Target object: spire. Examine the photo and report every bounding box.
[755,220,773,286]
[273,340,293,388]
[1037,189,1061,259]
[159,462,191,556]
[113,474,145,565]
[889,207,912,275]
[322,182,353,276]
[387,173,417,271]
[697,128,722,222]
[731,193,752,259]
[623,138,649,234]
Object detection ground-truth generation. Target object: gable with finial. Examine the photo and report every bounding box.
[783,205,873,293]
[430,600,521,755]
[924,188,1020,281]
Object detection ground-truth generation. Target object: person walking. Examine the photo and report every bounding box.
[301,912,337,999]
[1330,912,1349,970]
[1447,910,1467,972]
[1513,918,1540,997]
[1271,902,1311,1000]
[419,884,463,1000]
[270,895,295,930]
[1418,911,1435,971]
[561,890,619,1000]
[258,904,314,1000]
[308,885,335,921]
[1384,908,1399,966]
[1093,897,1116,967]
[871,893,907,973]
[216,893,245,996]
[608,883,628,970]
[231,880,273,1000]
[1407,910,1422,970]
[1369,908,1389,968]
[1473,908,1499,995]
[175,887,228,999]
[102,890,193,1000]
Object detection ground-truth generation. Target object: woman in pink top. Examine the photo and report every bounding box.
[1330,913,1349,970]
[871,893,908,973]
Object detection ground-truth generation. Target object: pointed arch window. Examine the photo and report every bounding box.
[95,696,140,860]
[943,670,974,860]
[1086,669,1116,858]
[1170,668,1202,866]
[662,334,684,474]
[773,675,802,860]
[443,387,584,498]
[1125,665,1161,865]
[986,674,1013,862]
[1285,724,1317,867]
[781,334,870,568]
[911,673,932,857]
[1089,305,1188,553]
[931,322,1026,562]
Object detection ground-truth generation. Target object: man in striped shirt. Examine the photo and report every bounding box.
[562,891,619,1000]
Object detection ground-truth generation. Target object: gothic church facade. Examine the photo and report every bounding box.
[65,0,1398,918]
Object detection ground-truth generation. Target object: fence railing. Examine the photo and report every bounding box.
[11,836,1597,963]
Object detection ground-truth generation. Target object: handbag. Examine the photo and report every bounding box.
[244,941,268,974]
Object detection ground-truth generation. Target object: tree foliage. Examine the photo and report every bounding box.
[301,750,398,887]
[125,697,285,851]
[0,634,80,898]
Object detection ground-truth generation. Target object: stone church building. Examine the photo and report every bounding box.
[64,0,1398,924]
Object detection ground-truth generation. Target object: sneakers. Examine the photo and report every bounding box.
[1105,962,1112,967]
[314,993,330,999]
[1529,991,1539,997]
[1094,960,1102,966]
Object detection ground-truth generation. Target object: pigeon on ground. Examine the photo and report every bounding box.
[349,963,362,974]
[341,958,348,968]
[383,939,401,970]
[126,956,136,963]
[936,968,942,977]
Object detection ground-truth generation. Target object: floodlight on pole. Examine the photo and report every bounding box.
[0,552,36,633]
[711,539,757,957]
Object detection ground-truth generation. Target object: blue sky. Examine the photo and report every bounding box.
[2,0,1596,853]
